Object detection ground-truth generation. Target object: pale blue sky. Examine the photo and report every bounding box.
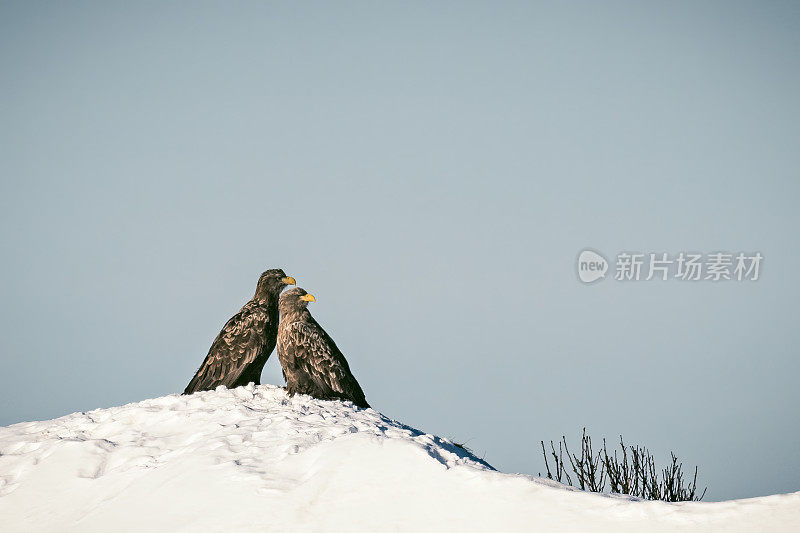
[1,1,798,501]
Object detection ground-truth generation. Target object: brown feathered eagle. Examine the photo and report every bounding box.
[277,287,369,408]
[183,269,295,394]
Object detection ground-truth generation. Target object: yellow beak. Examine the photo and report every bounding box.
[282,276,296,285]
[300,293,316,302]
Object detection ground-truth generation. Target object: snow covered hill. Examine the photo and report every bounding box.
[1,385,798,532]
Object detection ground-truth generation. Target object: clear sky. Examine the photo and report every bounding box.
[1,1,798,501]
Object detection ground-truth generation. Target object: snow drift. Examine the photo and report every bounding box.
[0,385,798,532]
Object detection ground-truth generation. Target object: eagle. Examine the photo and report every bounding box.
[183,269,296,394]
[277,287,369,408]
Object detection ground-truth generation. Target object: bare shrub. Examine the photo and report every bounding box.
[540,428,706,502]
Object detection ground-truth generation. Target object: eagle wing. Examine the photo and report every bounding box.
[286,320,369,408]
[183,303,269,394]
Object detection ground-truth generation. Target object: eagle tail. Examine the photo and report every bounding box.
[183,369,209,395]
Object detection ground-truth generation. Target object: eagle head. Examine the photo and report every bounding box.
[279,287,316,313]
[255,269,296,301]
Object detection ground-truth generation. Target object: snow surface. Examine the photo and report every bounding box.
[1,385,798,532]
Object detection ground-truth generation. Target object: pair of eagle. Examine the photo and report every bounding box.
[183,269,369,409]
